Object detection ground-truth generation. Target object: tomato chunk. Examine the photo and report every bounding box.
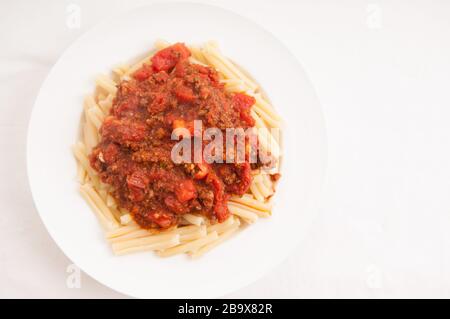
[101,117,147,144]
[235,162,252,195]
[172,119,194,136]
[151,43,191,72]
[175,86,195,103]
[127,170,150,202]
[206,172,231,222]
[233,93,255,109]
[174,61,187,78]
[114,95,139,118]
[127,170,149,189]
[175,180,197,202]
[147,211,175,228]
[102,143,119,164]
[132,64,153,81]
[214,195,230,222]
[194,163,209,180]
[172,119,186,130]
[233,93,256,126]
[164,195,185,214]
[194,64,220,85]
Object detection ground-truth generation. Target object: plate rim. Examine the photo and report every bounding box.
[26,1,328,298]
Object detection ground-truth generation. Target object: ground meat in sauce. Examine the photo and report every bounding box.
[89,43,262,229]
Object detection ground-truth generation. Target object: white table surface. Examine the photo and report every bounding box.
[2,0,450,298]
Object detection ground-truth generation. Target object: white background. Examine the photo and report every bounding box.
[1,0,450,298]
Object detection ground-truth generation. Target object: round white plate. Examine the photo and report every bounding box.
[27,2,327,298]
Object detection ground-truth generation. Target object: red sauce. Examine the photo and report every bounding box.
[89,43,259,229]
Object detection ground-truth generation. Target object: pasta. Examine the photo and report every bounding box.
[73,40,282,258]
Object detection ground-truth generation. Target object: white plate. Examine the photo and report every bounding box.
[27,2,327,298]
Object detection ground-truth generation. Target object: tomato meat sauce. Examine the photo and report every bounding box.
[89,43,260,229]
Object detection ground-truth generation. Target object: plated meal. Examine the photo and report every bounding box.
[28,2,325,298]
[72,40,283,258]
